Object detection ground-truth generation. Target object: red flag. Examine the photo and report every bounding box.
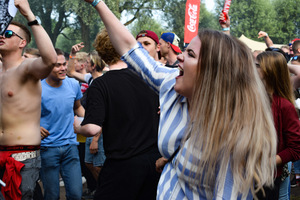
[184,0,200,44]
[220,0,232,24]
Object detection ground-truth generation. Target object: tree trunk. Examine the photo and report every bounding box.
[78,16,91,52]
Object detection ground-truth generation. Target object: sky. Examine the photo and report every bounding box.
[205,0,216,12]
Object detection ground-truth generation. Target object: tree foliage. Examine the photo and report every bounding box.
[271,0,300,43]
[216,0,276,39]
[12,0,300,52]
[216,0,300,44]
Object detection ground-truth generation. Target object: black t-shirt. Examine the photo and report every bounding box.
[82,68,160,159]
[165,60,179,68]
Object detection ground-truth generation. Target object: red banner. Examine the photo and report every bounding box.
[184,0,200,44]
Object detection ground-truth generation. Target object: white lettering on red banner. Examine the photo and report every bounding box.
[223,0,232,14]
[187,4,198,33]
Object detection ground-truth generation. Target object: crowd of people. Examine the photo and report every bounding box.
[0,0,300,200]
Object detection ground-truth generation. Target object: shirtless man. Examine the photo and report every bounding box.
[0,0,56,199]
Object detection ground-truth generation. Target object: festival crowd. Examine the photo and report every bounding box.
[0,0,299,200]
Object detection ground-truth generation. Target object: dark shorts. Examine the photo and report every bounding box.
[94,147,161,200]
[85,136,106,167]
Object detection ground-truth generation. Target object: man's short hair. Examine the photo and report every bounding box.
[55,48,64,56]
[24,48,40,57]
[89,50,106,72]
[10,21,31,44]
[76,52,89,63]
[93,28,121,66]
[292,40,300,55]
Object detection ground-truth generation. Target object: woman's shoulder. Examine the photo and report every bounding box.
[272,95,297,116]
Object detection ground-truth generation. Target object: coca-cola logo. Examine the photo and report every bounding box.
[187,4,198,33]
[223,0,232,13]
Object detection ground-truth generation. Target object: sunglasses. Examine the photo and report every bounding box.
[2,30,24,40]
[291,56,300,61]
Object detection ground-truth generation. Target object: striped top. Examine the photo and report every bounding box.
[122,43,253,200]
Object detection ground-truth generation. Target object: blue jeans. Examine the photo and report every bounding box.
[279,162,292,200]
[294,159,300,174]
[0,154,40,200]
[40,144,82,200]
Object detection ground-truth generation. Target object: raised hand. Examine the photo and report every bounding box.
[71,42,85,56]
[258,31,268,39]
[14,0,35,21]
[219,12,230,28]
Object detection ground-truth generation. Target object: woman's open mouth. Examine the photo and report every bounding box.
[178,66,184,76]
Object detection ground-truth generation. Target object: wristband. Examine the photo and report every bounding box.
[265,33,268,37]
[91,0,102,7]
[28,19,39,26]
[69,55,76,59]
[222,27,230,31]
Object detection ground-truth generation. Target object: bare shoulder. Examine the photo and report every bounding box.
[3,59,40,84]
[17,58,41,81]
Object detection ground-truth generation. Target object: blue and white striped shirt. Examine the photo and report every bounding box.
[122,43,252,200]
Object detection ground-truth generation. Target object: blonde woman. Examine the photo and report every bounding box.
[82,0,277,199]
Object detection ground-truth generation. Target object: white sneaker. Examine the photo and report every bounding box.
[59,177,85,187]
[82,176,86,185]
[59,177,64,187]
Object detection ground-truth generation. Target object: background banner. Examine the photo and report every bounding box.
[184,0,200,44]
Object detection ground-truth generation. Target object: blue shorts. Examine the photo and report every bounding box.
[85,135,106,167]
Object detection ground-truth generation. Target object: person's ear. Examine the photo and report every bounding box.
[156,43,161,52]
[167,42,172,49]
[19,39,27,48]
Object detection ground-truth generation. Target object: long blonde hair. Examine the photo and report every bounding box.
[180,29,277,198]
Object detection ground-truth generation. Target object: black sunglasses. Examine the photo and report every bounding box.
[2,30,24,40]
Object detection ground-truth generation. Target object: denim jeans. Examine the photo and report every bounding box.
[40,144,82,200]
[294,159,300,174]
[279,162,292,200]
[0,154,40,200]
[85,136,106,167]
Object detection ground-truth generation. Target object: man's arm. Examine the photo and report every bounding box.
[258,31,274,48]
[288,63,300,89]
[67,42,86,82]
[15,0,57,80]
[83,0,137,56]
[74,116,102,137]
[74,99,85,117]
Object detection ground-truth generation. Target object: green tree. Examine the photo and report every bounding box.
[272,0,300,43]
[128,13,165,37]
[162,0,186,46]
[216,0,277,39]
[198,3,219,30]
[14,0,167,52]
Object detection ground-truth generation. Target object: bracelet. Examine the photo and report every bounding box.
[222,27,230,31]
[69,55,76,59]
[264,33,268,37]
[91,0,102,7]
[28,19,39,26]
